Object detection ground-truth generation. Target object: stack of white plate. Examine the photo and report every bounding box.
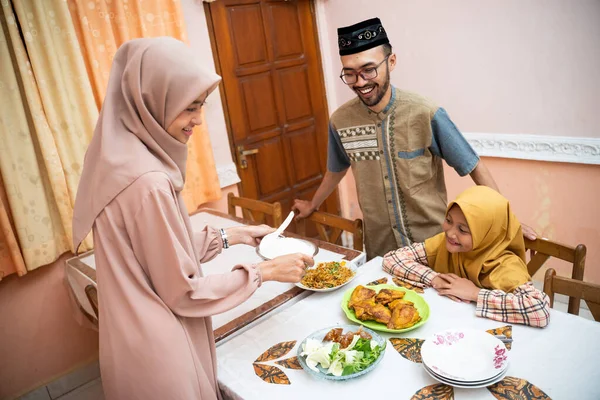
[420,329,509,388]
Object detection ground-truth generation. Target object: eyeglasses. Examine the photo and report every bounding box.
[339,55,390,85]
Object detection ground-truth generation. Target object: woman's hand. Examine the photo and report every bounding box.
[432,273,480,302]
[225,225,275,247]
[259,253,314,283]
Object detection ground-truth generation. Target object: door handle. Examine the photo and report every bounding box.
[237,145,259,169]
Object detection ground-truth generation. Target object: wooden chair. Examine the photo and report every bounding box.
[543,268,600,322]
[297,210,364,251]
[524,238,586,314]
[227,193,282,227]
[85,284,99,322]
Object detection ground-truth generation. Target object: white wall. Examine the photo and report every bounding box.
[181,0,240,188]
[316,0,600,138]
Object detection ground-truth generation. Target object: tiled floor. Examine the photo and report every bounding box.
[17,362,104,400]
[55,379,104,400]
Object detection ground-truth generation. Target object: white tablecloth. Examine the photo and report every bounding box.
[216,257,600,399]
[67,211,364,331]
[190,213,354,330]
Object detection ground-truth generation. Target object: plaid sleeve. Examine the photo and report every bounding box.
[475,282,550,328]
[382,243,439,288]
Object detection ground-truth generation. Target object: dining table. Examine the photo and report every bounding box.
[215,256,600,399]
[65,208,366,341]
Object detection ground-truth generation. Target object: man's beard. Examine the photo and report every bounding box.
[353,65,391,108]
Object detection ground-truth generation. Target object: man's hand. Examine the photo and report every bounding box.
[521,223,537,241]
[292,199,315,219]
[432,273,480,302]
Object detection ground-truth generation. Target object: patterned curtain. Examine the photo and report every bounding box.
[0,0,97,279]
[67,0,222,212]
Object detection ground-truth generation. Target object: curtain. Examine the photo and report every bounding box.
[0,0,97,278]
[67,0,222,212]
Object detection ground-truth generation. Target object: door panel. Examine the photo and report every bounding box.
[240,74,279,133]
[229,5,268,67]
[254,138,288,196]
[268,3,304,59]
[287,128,321,182]
[209,0,339,231]
[279,66,312,121]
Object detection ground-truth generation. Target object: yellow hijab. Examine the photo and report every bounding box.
[424,186,531,293]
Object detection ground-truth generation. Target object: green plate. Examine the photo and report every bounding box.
[341,284,430,333]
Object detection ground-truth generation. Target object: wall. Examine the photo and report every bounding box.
[315,0,600,282]
[0,254,99,399]
[181,0,241,190]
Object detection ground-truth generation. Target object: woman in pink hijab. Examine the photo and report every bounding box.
[72,37,312,400]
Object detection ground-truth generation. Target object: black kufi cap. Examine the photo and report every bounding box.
[337,17,389,56]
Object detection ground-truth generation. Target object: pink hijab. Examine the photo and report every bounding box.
[73,37,221,253]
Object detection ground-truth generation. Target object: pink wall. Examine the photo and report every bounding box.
[0,254,99,399]
[316,0,600,282]
[317,0,600,136]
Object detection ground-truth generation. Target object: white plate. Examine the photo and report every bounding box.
[421,329,509,382]
[295,260,358,292]
[423,363,508,388]
[256,236,318,260]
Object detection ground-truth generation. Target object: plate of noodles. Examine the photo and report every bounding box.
[296,260,358,292]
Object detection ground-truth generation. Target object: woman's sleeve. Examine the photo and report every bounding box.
[193,227,223,264]
[475,282,550,328]
[382,242,439,288]
[130,188,261,317]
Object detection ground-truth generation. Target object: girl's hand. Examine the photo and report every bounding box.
[259,253,314,283]
[225,225,275,247]
[432,273,480,302]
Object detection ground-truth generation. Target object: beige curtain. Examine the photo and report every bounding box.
[67,0,222,212]
[0,0,97,276]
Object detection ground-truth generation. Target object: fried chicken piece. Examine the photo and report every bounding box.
[387,304,421,330]
[354,298,391,325]
[375,289,406,305]
[388,299,414,310]
[348,285,376,309]
[323,328,343,342]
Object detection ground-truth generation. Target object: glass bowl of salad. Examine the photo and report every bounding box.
[297,324,386,381]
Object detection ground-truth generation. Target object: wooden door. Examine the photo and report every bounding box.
[207,0,339,231]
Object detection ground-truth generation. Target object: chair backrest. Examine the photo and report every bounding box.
[543,268,600,322]
[524,238,586,314]
[85,284,99,324]
[296,210,364,251]
[227,193,283,227]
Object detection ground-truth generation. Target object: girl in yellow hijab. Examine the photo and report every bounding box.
[383,186,550,327]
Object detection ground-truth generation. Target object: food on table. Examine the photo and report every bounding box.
[348,285,377,308]
[366,277,388,286]
[388,299,414,309]
[353,298,391,325]
[392,277,424,293]
[389,302,421,330]
[348,285,422,330]
[300,328,383,377]
[300,261,355,289]
[375,288,406,305]
[323,327,372,349]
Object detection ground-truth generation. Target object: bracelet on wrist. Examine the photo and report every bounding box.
[219,228,229,249]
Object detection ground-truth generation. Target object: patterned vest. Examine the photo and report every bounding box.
[330,88,448,258]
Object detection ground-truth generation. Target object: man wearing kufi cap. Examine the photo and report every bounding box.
[294,17,533,259]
